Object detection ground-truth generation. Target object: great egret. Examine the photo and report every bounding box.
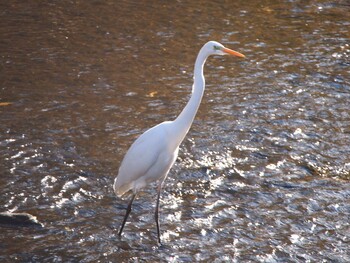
[114,41,245,244]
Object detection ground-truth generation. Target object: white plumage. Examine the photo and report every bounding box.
[113,41,245,244]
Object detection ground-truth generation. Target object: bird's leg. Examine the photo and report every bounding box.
[155,183,163,244]
[118,193,136,237]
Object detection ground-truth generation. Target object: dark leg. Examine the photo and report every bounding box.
[118,193,136,236]
[155,183,162,244]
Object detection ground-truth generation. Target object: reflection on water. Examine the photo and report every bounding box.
[1,0,349,261]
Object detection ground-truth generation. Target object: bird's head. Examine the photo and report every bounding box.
[204,41,245,58]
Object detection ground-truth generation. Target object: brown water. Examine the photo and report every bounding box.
[1,0,349,262]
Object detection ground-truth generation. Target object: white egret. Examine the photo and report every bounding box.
[114,41,245,244]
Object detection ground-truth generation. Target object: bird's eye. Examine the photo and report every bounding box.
[213,46,220,51]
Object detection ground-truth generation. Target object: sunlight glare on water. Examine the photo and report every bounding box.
[0,0,349,262]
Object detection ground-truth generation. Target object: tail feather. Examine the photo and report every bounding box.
[113,177,131,197]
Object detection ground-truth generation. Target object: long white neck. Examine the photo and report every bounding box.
[171,49,209,147]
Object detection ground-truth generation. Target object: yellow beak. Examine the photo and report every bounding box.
[222,47,245,58]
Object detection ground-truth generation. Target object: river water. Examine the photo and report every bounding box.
[1,0,349,262]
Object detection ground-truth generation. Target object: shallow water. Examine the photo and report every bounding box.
[1,0,349,262]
